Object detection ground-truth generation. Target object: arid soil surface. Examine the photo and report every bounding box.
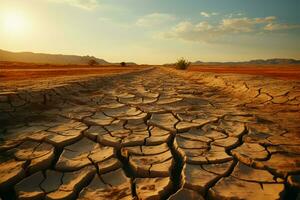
[0,66,300,200]
[0,62,144,91]
[189,64,300,80]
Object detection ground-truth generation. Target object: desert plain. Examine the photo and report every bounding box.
[0,62,300,200]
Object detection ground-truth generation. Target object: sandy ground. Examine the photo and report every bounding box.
[0,62,145,92]
[189,64,300,80]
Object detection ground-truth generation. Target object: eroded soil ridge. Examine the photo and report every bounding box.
[0,67,300,200]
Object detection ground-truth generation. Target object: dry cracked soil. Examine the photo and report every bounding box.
[0,67,300,200]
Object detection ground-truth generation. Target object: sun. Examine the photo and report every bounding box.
[3,12,27,34]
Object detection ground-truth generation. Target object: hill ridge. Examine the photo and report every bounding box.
[0,49,109,65]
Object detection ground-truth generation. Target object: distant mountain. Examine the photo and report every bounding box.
[192,58,300,65]
[192,61,204,65]
[246,59,300,65]
[0,49,109,65]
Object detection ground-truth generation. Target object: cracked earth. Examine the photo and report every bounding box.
[0,67,300,200]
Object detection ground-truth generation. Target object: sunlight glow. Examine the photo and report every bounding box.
[3,11,27,34]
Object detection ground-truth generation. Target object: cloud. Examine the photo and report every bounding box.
[160,16,300,42]
[48,0,100,10]
[200,11,218,18]
[219,17,277,33]
[160,21,218,43]
[255,16,276,23]
[264,23,300,31]
[136,13,176,27]
[200,12,210,18]
[220,18,254,32]
[227,12,245,18]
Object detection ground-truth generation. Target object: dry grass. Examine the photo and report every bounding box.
[188,64,300,80]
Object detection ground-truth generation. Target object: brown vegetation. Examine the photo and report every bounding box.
[175,58,190,70]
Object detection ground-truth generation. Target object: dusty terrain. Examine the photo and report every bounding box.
[0,64,300,200]
[0,62,143,91]
[189,64,300,80]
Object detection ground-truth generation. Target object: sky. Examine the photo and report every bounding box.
[0,0,299,64]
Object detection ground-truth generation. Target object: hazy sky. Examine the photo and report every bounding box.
[0,0,299,64]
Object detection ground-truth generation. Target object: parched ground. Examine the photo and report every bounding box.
[0,66,300,200]
[0,62,144,91]
[188,64,300,80]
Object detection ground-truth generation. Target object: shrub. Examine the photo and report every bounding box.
[176,58,190,70]
[88,59,98,66]
[120,62,126,67]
